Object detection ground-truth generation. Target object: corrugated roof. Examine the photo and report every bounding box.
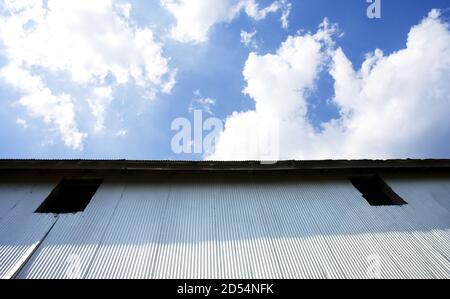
[0,173,449,279]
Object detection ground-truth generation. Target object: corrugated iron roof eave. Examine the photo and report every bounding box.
[0,159,449,173]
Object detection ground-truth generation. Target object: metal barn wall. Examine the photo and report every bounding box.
[0,175,449,279]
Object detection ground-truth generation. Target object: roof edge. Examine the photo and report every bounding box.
[0,159,449,172]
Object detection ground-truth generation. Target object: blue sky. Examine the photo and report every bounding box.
[0,0,449,160]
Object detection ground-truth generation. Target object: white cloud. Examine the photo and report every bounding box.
[208,11,450,160]
[240,30,258,48]
[0,0,175,149]
[88,87,113,133]
[280,0,292,29]
[189,90,216,115]
[0,64,87,150]
[16,118,27,129]
[116,129,128,137]
[116,2,132,19]
[162,69,178,94]
[161,0,291,43]
[1,0,172,86]
[323,10,450,159]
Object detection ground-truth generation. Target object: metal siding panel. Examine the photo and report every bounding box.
[86,182,170,279]
[0,176,449,279]
[152,182,224,279]
[338,178,449,279]
[299,181,404,279]
[0,183,33,220]
[17,181,125,279]
[254,182,343,279]
[0,182,57,278]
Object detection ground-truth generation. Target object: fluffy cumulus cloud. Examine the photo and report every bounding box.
[161,0,291,43]
[208,10,450,160]
[0,63,87,150]
[0,0,175,150]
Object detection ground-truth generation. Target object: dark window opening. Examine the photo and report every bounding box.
[35,179,102,214]
[349,175,407,206]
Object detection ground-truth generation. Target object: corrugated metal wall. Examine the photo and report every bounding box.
[0,175,449,279]
[0,180,58,278]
